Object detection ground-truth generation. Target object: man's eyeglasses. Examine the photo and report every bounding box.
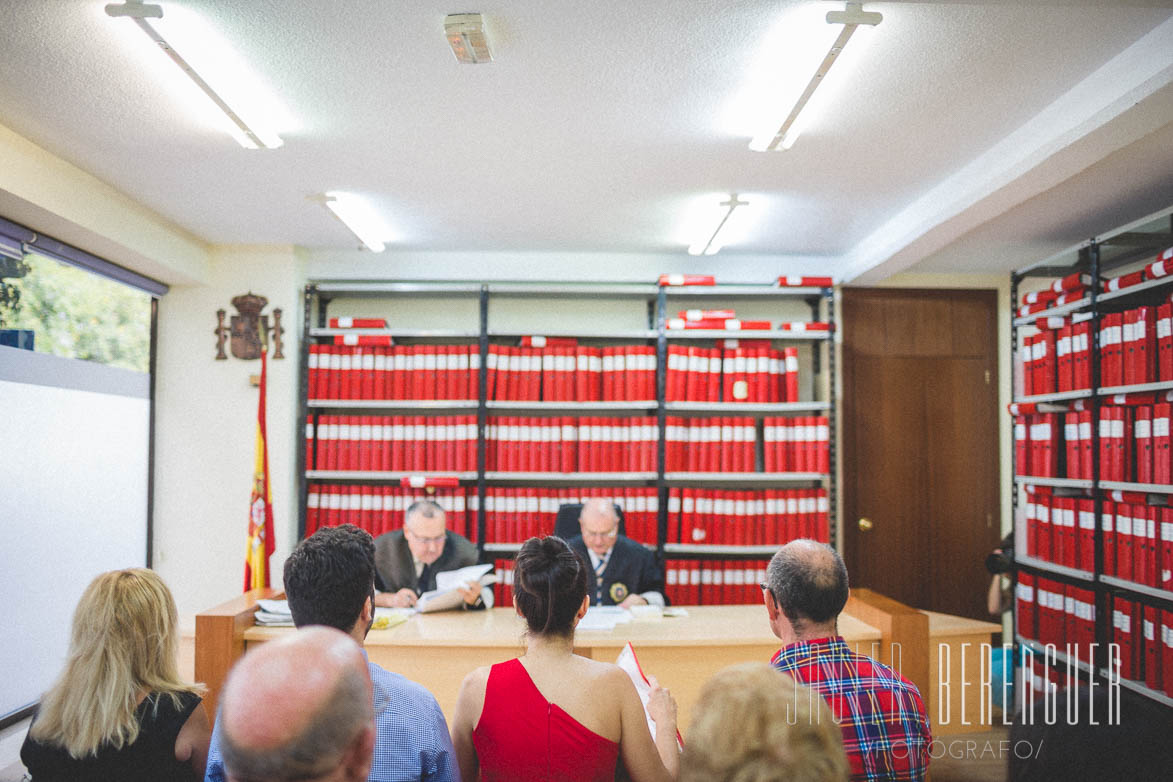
[583,527,619,541]
[406,529,446,546]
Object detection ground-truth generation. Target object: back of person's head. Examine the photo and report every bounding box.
[513,536,589,636]
[220,626,375,782]
[765,539,849,633]
[283,524,375,632]
[683,663,848,782]
[30,568,199,757]
[1009,685,1173,782]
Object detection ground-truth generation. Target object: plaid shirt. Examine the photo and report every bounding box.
[771,636,931,782]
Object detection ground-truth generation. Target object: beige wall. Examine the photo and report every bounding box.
[153,246,305,621]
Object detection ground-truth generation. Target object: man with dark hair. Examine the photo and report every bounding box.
[763,539,931,782]
[205,524,459,782]
[373,500,489,610]
[220,626,375,782]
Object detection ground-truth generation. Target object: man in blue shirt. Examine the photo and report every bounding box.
[205,524,460,782]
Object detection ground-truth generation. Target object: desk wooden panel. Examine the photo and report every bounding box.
[924,610,1002,736]
[244,606,882,727]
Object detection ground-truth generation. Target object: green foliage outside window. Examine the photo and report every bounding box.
[1,253,150,373]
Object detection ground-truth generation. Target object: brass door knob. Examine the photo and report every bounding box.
[858,517,874,532]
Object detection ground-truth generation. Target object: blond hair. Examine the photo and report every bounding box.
[682,663,849,782]
[29,568,203,758]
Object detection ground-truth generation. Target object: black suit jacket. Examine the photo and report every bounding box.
[373,530,480,594]
[568,535,665,606]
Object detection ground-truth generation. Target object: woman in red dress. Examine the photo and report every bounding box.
[451,535,679,781]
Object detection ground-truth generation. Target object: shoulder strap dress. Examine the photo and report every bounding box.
[473,658,620,782]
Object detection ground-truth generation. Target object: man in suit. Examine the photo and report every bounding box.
[567,497,665,608]
[373,499,491,609]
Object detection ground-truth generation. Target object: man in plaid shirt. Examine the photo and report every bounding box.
[765,540,930,781]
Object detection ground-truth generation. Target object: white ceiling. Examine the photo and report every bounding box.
[0,0,1171,281]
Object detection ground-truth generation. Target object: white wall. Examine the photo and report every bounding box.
[0,122,210,286]
[153,246,305,622]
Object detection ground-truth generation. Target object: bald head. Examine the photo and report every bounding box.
[220,627,374,782]
[579,499,620,557]
[764,539,849,641]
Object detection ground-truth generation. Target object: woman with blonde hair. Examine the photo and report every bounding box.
[21,568,211,781]
[682,663,849,782]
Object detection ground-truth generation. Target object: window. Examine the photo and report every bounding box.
[0,251,151,373]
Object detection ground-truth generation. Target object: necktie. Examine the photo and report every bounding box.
[594,554,608,605]
[417,563,432,595]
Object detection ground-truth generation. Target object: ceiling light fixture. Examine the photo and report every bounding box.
[445,13,493,64]
[749,2,882,152]
[688,195,749,256]
[312,193,390,253]
[104,0,283,149]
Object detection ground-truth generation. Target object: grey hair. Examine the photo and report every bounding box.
[765,540,849,634]
[405,499,445,526]
[221,663,371,782]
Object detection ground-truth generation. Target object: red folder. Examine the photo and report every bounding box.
[1022,288,1060,306]
[520,335,578,348]
[1144,246,1173,279]
[776,276,833,287]
[1016,572,1037,641]
[1136,405,1154,483]
[1051,272,1090,294]
[329,317,387,328]
[783,347,799,402]
[1077,499,1095,571]
[1145,605,1164,692]
[658,274,715,286]
[1103,271,1144,293]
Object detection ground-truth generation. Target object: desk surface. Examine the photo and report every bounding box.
[922,610,1002,638]
[244,605,882,648]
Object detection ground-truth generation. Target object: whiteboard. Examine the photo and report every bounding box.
[0,352,149,723]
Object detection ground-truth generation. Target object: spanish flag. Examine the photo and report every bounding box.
[244,346,275,591]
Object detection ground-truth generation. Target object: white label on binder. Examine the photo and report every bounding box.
[337,317,354,328]
[732,380,749,400]
[531,335,547,348]
[1136,420,1152,438]
[1154,417,1170,437]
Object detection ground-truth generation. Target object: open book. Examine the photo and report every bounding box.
[616,642,684,749]
[416,563,498,613]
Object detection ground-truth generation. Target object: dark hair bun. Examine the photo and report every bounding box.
[514,536,588,636]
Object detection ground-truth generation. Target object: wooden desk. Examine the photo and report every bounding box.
[242,606,881,728]
[924,610,1003,736]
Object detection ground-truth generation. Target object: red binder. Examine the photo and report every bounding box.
[1077,499,1095,571]
[329,317,387,328]
[1102,501,1117,576]
[1144,246,1173,279]
[776,276,833,287]
[1016,572,1037,641]
[1103,271,1144,293]
[1145,605,1164,692]
[783,347,799,402]
[658,274,715,286]
[1136,405,1154,483]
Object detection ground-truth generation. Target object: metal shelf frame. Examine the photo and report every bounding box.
[299,280,838,563]
[1009,206,1173,711]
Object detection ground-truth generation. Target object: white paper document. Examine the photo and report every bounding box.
[616,642,683,748]
[416,563,497,613]
[576,606,633,631]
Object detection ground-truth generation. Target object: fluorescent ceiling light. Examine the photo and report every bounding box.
[104,0,285,149]
[315,193,392,253]
[688,195,749,256]
[445,13,493,64]
[749,2,882,152]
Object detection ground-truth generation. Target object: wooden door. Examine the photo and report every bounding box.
[842,289,1000,620]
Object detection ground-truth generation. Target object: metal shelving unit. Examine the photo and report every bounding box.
[299,279,838,573]
[1009,204,1173,711]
